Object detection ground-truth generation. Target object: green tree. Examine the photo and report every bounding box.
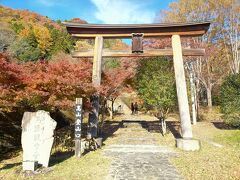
[135,57,177,114]
[47,25,74,56]
[220,73,240,128]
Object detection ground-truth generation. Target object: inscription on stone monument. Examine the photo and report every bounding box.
[21,110,57,171]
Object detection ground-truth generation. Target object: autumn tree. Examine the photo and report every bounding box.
[1,6,76,61]
[193,43,228,107]
[98,58,137,119]
[220,0,240,74]
[159,0,239,73]
[33,25,53,56]
[157,0,239,108]
[67,18,88,24]
[18,59,93,111]
[0,53,22,111]
[0,52,95,112]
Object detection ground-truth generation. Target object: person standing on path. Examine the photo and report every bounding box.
[134,102,138,115]
[131,102,134,114]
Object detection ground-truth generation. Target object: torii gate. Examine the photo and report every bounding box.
[63,22,210,151]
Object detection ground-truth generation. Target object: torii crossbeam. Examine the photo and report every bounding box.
[63,21,210,151]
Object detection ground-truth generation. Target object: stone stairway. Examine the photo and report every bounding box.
[104,120,183,180]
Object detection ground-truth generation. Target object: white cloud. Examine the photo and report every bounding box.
[90,0,155,24]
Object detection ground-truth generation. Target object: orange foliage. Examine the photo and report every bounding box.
[0,6,56,29]
[0,53,94,111]
[0,52,137,111]
[19,28,30,38]
[68,18,88,24]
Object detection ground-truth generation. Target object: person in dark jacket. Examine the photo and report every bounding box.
[134,102,138,115]
[131,102,134,114]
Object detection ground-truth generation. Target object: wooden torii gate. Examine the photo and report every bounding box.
[63,22,210,151]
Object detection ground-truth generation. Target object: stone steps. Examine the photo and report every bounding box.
[104,144,174,154]
[104,116,183,180]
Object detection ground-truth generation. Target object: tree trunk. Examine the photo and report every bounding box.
[106,100,114,120]
[206,88,212,108]
[109,108,113,120]
[195,61,200,121]
[87,95,99,138]
[189,68,197,125]
[99,98,106,136]
[111,100,114,118]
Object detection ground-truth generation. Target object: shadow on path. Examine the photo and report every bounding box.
[166,121,182,138]
[114,118,182,139]
[101,120,121,142]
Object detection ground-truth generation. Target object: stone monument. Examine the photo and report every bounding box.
[21,110,57,171]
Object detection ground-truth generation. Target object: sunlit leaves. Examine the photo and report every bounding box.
[33,25,52,55]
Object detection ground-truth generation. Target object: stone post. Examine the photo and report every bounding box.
[75,98,82,157]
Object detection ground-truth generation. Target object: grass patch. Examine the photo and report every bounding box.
[0,149,111,180]
[214,130,240,148]
[171,122,240,180]
[172,142,240,180]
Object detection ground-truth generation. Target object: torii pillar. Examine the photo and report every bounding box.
[172,35,200,151]
[88,36,103,138]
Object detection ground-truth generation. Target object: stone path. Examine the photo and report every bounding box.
[104,117,183,180]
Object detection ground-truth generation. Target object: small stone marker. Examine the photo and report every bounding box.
[21,110,57,171]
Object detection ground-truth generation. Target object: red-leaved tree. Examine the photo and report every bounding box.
[0,53,95,112]
[97,58,137,119]
[18,59,93,111]
[0,53,23,111]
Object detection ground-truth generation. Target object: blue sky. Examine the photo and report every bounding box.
[0,0,175,24]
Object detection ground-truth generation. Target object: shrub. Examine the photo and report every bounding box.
[220,74,240,128]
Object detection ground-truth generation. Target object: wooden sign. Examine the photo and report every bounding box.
[132,33,144,53]
[75,98,82,157]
